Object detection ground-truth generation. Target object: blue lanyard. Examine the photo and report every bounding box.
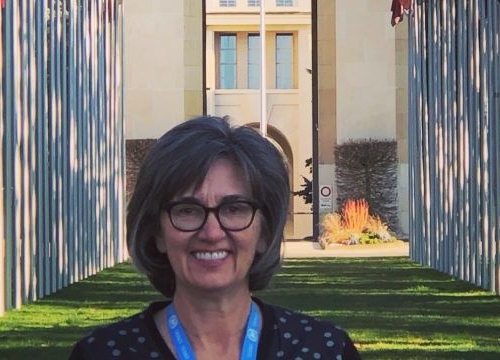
[166,301,261,360]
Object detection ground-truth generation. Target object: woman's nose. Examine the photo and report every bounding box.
[199,211,225,239]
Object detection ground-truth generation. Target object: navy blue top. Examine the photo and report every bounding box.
[69,298,362,359]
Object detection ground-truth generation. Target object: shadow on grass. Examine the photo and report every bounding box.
[0,263,161,359]
[1,258,499,359]
[0,330,94,360]
[360,349,500,360]
[258,258,500,359]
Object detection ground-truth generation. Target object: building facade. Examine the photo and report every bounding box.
[123,0,409,239]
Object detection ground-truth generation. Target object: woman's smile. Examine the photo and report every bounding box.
[192,250,229,261]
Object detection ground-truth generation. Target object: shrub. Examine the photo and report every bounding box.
[320,198,396,246]
[365,215,393,242]
[318,213,350,248]
[341,199,369,233]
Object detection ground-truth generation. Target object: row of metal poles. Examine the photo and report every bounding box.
[409,0,500,295]
[0,0,126,315]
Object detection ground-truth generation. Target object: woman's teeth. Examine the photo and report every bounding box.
[194,251,228,260]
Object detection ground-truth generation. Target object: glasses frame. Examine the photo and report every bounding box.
[163,200,260,232]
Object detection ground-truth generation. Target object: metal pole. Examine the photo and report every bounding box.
[311,0,319,240]
[260,0,267,137]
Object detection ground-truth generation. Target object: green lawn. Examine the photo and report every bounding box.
[1,257,499,359]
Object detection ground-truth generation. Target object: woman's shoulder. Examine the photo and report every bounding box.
[255,298,362,359]
[68,301,173,360]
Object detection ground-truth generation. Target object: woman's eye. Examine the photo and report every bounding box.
[175,205,201,216]
[223,203,249,215]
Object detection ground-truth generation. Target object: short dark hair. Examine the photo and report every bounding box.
[127,116,290,298]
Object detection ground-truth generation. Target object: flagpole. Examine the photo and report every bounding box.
[259,0,267,137]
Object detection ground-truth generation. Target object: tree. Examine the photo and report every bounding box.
[293,158,312,205]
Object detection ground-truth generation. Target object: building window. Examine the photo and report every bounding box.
[276,34,293,89]
[214,31,295,90]
[276,0,293,6]
[248,0,260,6]
[218,34,237,89]
[220,0,236,6]
[247,34,260,89]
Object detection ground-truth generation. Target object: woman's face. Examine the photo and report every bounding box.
[155,158,265,296]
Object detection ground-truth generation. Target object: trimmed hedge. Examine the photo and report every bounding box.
[126,139,156,201]
[334,139,399,234]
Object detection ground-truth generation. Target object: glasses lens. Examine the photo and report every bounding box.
[170,203,205,231]
[218,202,254,230]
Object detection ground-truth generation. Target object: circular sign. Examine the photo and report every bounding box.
[320,186,332,197]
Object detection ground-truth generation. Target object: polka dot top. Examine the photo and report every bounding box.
[68,298,362,359]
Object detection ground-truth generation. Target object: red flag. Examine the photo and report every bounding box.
[1,0,5,9]
[108,0,114,23]
[391,0,412,26]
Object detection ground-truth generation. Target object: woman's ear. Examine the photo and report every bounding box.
[155,234,167,254]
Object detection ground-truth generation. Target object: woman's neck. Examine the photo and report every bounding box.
[172,288,253,339]
[155,288,256,359]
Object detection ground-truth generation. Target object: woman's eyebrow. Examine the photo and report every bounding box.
[218,194,250,203]
[173,194,250,204]
[172,196,200,203]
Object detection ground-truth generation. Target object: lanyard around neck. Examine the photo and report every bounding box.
[166,301,261,360]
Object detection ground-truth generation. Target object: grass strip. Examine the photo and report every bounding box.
[0,257,499,359]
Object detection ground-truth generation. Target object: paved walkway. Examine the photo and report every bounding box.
[282,240,409,258]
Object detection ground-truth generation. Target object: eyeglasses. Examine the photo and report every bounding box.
[163,200,260,232]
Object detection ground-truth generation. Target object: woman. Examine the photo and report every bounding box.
[69,116,361,359]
